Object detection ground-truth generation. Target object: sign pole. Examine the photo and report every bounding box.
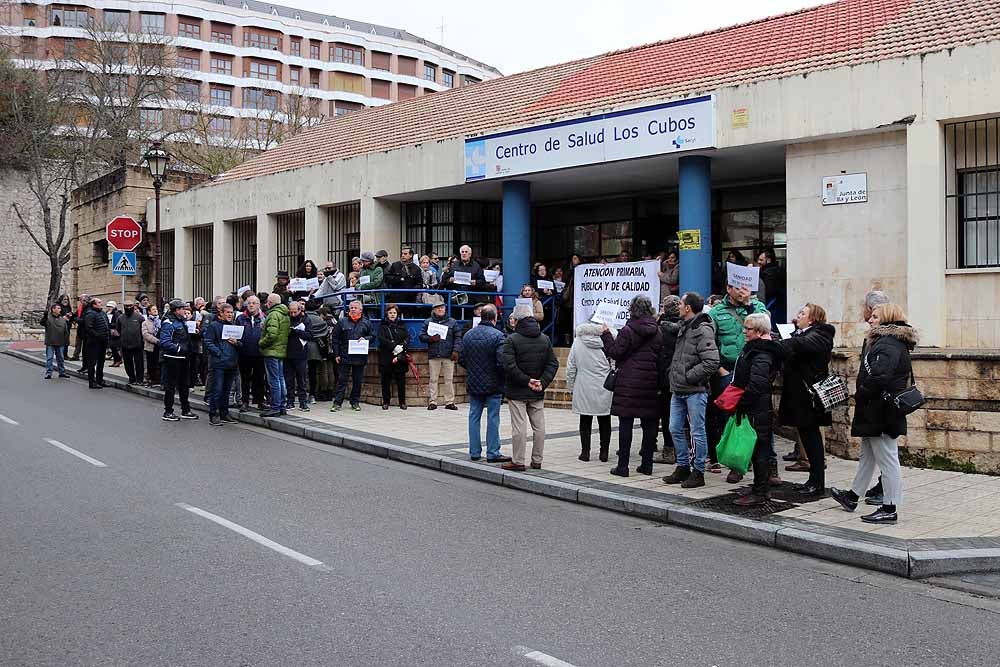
[121,276,126,308]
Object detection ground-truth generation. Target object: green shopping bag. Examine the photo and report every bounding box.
[715,414,757,475]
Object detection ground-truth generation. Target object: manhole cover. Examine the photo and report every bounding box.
[689,492,795,519]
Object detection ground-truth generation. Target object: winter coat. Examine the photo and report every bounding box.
[530,297,544,322]
[83,308,110,344]
[779,323,836,428]
[158,314,189,359]
[333,315,374,366]
[731,338,785,418]
[441,259,484,290]
[203,319,241,370]
[258,304,290,359]
[116,311,145,350]
[377,319,410,370]
[285,314,313,361]
[601,314,663,418]
[459,322,506,397]
[108,310,122,348]
[41,312,70,348]
[502,317,559,402]
[657,316,681,390]
[141,317,159,353]
[303,312,329,361]
[272,282,291,305]
[386,260,423,290]
[851,323,918,439]
[358,264,384,293]
[709,297,769,370]
[659,262,679,301]
[565,322,612,417]
[668,312,720,394]
[235,311,264,357]
[419,314,461,359]
[314,272,347,308]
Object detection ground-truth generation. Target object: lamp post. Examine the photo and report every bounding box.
[141,141,169,308]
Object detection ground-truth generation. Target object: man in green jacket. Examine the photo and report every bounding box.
[357,251,383,314]
[259,293,291,417]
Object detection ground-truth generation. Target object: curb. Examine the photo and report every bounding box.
[7,348,1000,579]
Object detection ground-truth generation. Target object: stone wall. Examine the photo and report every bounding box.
[826,349,1000,475]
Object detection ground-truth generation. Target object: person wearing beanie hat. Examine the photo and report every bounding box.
[357,251,383,313]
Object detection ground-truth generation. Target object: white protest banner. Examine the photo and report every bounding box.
[573,260,659,329]
[483,269,499,282]
[185,320,197,334]
[589,301,622,328]
[536,279,555,291]
[359,275,371,285]
[453,271,472,285]
[726,262,760,292]
[427,321,450,339]
[221,324,244,340]
[348,339,370,355]
[554,280,566,293]
[288,278,309,292]
[236,285,252,297]
[472,317,481,328]
[514,297,534,309]
[776,324,795,340]
[304,277,319,290]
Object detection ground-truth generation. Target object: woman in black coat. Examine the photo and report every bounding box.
[831,304,917,525]
[601,295,663,477]
[377,303,410,410]
[779,303,836,498]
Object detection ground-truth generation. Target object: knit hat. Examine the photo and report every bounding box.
[661,295,682,318]
[360,251,375,262]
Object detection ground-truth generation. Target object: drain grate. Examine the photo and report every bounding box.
[689,492,795,519]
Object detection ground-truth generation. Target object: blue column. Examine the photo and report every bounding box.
[502,180,531,296]
[678,155,712,298]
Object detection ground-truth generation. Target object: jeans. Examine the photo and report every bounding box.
[850,434,903,506]
[122,346,144,383]
[263,357,287,411]
[209,366,237,417]
[283,358,309,408]
[670,392,709,472]
[162,357,190,414]
[616,416,658,470]
[468,393,502,459]
[799,425,826,488]
[45,345,65,376]
[335,363,365,406]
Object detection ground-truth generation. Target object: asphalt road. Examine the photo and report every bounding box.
[2,354,1000,667]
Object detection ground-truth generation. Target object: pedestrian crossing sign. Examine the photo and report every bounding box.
[111,251,137,275]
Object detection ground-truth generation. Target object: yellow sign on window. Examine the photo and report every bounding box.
[677,229,702,251]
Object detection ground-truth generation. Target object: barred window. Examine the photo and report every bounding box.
[947,118,1000,269]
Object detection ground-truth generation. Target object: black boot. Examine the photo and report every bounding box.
[579,429,591,462]
[598,444,609,462]
[579,447,590,462]
[662,465,690,484]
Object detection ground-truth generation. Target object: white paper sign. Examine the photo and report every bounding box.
[222,324,244,340]
[427,321,450,339]
[726,262,760,292]
[348,339,370,355]
[515,297,534,309]
[572,260,659,329]
[483,270,499,282]
[294,322,306,332]
[536,279,555,291]
[288,277,318,291]
[776,324,795,340]
[236,285,252,297]
[453,271,472,285]
[359,275,371,286]
[590,301,623,328]
[554,280,566,293]
[472,317,481,328]
[185,320,197,333]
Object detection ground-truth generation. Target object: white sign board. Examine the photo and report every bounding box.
[472,317,481,328]
[590,301,623,329]
[453,271,472,286]
[358,275,371,285]
[514,297,534,310]
[236,285,253,297]
[536,279,555,291]
[185,320,198,334]
[347,339,370,355]
[222,324,244,340]
[289,277,320,291]
[554,280,566,293]
[822,173,868,205]
[573,260,659,329]
[726,262,760,292]
[465,96,716,181]
[427,321,450,339]
[483,270,499,282]
[776,324,796,340]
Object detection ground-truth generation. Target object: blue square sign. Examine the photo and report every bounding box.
[111,251,137,275]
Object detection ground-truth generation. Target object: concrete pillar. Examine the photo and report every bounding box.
[212,220,233,298]
[502,180,531,296]
[906,121,946,347]
[360,196,401,256]
[256,211,276,293]
[175,226,193,301]
[303,205,328,265]
[678,156,712,298]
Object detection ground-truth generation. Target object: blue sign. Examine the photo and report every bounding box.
[111,251,137,275]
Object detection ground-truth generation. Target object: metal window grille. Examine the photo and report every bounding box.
[275,211,305,276]
[402,201,501,261]
[160,231,175,300]
[191,226,213,300]
[326,203,360,273]
[946,118,1000,268]
[231,219,257,292]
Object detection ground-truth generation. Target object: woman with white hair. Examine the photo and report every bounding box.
[566,321,614,462]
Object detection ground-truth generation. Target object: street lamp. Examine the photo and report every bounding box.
[142,140,169,308]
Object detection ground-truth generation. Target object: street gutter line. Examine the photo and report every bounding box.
[42,438,107,467]
[0,414,19,425]
[513,645,579,667]
[175,503,328,569]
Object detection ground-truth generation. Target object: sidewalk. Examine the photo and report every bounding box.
[9,343,1000,578]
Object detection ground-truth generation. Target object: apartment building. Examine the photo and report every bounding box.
[2,0,500,136]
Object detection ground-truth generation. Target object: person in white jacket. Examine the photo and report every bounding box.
[566,322,614,462]
[313,261,347,313]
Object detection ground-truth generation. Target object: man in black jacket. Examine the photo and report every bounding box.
[385,247,423,316]
[82,297,110,388]
[440,244,485,320]
[501,304,559,471]
[116,299,145,384]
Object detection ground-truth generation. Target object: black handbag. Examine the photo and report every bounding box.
[884,371,925,415]
[603,367,617,391]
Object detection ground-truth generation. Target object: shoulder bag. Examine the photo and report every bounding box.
[863,354,925,416]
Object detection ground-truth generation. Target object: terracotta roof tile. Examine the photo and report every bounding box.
[214,0,1000,185]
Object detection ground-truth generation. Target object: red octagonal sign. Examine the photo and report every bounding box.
[106,216,143,252]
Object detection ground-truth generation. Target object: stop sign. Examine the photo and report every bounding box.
[106,216,143,252]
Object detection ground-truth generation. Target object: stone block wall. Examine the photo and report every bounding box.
[355,350,468,407]
[826,349,1000,475]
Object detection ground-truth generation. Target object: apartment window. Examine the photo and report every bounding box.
[51,7,91,28]
[423,63,436,82]
[210,55,232,75]
[333,100,363,116]
[62,38,80,60]
[946,118,1000,268]
[371,51,390,71]
[138,45,164,67]
[309,69,320,88]
[178,18,201,39]
[140,13,165,35]
[443,70,454,87]
[332,72,363,94]
[289,67,301,86]
[107,74,128,97]
[243,88,278,111]
[177,52,201,71]
[209,85,232,107]
[20,37,37,59]
[108,44,128,65]
[177,80,201,103]
[397,83,416,101]
[178,111,197,129]
[103,9,129,32]
[139,108,163,129]
[309,41,320,60]
[245,60,279,81]
[370,79,391,100]
[209,116,232,137]
[333,44,364,66]
[251,118,275,141]
[290,37,301,57]
[397,56,416,77]
[211,25,233,45]
[244,29,280,51]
